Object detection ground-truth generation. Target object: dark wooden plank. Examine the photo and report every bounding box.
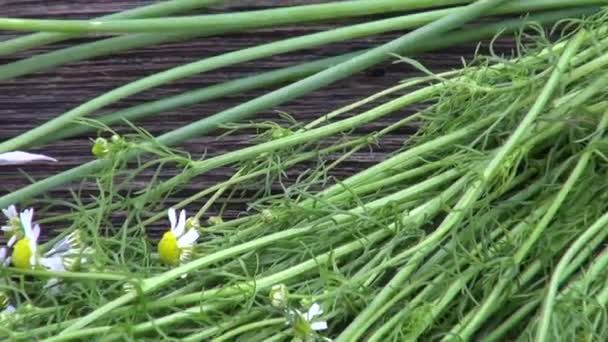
[0,1,517,235]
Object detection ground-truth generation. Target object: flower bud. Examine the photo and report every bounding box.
[269,283,289,308]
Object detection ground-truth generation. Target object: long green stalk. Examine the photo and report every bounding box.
[40,53,356,143]
[0,3,513,151]
[0,0,599,33]
[0,0,506,208]
[1,7,597,82]
[0,0,223,55]
[26,8,589,152]
[0,0,470,34]
[31,8,593,148]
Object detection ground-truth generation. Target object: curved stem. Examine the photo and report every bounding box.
[0,0,223,55]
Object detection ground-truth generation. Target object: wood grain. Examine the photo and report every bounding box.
[0,1,515,236]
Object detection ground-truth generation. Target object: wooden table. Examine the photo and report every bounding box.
[0,1,512,236]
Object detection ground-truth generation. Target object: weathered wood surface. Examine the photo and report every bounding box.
[0,1,515,235]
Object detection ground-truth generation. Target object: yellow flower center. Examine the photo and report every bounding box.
[12,239,32,269]
[158,231,180,266]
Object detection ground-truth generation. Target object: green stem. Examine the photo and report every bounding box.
[42,53,356,143]
[0,0,223,55]
[0,8,584,208]
[0,0,601,33]
[3,268,127,281]
[210,318,285,342]
[0,6,597,82]
[0,0,475,33]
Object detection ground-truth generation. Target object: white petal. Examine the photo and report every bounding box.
[31,224,41,242]
[3,305,16,314]
[3,257,11,267]
[168,208,177,231]
[311,321,328,331]
[40,256,65,272]
[0,226,11,232]
[0,247,6,261]
[306,303,323,321]
[0,151,57,165]
[20,209,33,239]
[177,229,199,248]
[29,240,37,265]
[7,235,17,247]
[173,209,186,237]
[2,205,17,219]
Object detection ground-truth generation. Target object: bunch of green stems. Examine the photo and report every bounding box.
[4,12,608,340]
[4,1,608,341]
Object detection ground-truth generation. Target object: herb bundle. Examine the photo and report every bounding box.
[1,1,608,341]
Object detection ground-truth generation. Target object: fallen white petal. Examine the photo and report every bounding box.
[177,228,199,248]
[0,151,57,165]
[311,321,328,331]
[3,305,16,314]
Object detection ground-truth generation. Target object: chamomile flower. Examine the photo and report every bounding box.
[158,208,200,266]
[289,302,329,341]
[10,209,40,269]
[0,151,56,165]
[40,230,92,272]
[37,231,92,292]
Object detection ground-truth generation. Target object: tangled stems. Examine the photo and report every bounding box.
[535,112,608,342]
[0,0,223,55]
[335,28,586,342]
[58,164,466,334]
